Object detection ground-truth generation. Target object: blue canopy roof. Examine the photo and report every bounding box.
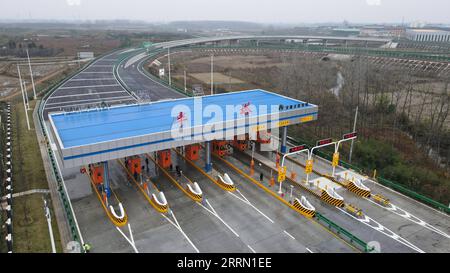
[50,89,314,148]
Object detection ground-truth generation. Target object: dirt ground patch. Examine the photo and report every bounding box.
[189,72,245,84]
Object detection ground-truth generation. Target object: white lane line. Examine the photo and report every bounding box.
[161,211,200,253]
[247,245,256,253]
[69,78,116,81]
[50,90,128,99]
[306,247,313,253]
[365,198,450,239]
[46,95,132,106]
[228,189,274,224]
[59,84,121,90]
[79,72,113,74]
[283,230,296,240]
[197,199,240,238]
[115,224,139,253]
[44,98,137,110]
[366,179,450,219]
[337,207,425,253]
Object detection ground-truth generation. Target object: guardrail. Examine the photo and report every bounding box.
[35,51,111,251]
[290,136,450,214]
[182,44,450,62]
[2,102,13,253]
[315,212,373,252]
[136,50,193,98]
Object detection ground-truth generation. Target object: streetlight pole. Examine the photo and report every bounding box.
[22,80,30,110]
[17,64,30,130]
[43,198,56,253]
[168,47,171,86]
[349,106,358,163]
[210,54,214,95]
[184,70,187,92]
[26,49,37,99]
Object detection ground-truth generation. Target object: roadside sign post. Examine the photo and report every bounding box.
[277,166,287,194]
[332,132,357,177]
[279,145,308,194]
[307,138,334,183]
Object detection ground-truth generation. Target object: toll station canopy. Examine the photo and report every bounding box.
[49,89,318,167]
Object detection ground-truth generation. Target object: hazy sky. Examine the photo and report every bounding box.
[1,0,449,24]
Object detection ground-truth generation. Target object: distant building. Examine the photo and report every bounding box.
[406,28,450,43]
[360,26,405,38]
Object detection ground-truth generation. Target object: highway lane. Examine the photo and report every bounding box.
[227,150,415,253]
[115,47,448,252]
[43,49,136,119]
[117,51,184,102]
[46,44,448,253]
[269,142,450,253]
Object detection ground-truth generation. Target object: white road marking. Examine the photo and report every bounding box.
[44,97,136,110]
[337,207,425,253]
[59,84,121,90]
[50,90,128,99]
[306,247,313,253]
[247,245,256,253]
[161,211,200,253]
[366,179,450,219]
[197,199,240,238]
[79,71,113,74]
[115,223,139,253]
[69,78,116,81]
[365,198,450,239]
[283,230,296,240]
[46,95,132,106]
[228,189,274,223]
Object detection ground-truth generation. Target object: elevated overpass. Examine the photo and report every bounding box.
[153,35,392,49]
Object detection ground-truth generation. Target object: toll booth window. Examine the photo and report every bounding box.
[193,150,196,154]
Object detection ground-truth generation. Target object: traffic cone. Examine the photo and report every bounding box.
[290,172,297,181]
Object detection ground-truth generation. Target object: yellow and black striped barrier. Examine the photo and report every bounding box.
[117,159,169,214]
[185,185,203,202]
[216,176,236,191]
[372,193,390,207]
[320,189,344,207]
[293,198,315,218]
[173,148,236,192]
[85,168,128,227]
[347,180,371,198]
[147,154,203,203]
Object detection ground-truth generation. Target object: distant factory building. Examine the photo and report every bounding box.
[360,26,405,38]
[406,28,450,43]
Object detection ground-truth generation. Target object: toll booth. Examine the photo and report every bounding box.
[232,135,248,151]
[185,144,200,161]
[257,130,271,144]
[212,140,229,157]
[89,164,104,185]
[158,150,172,168]
[127,156,141,175]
